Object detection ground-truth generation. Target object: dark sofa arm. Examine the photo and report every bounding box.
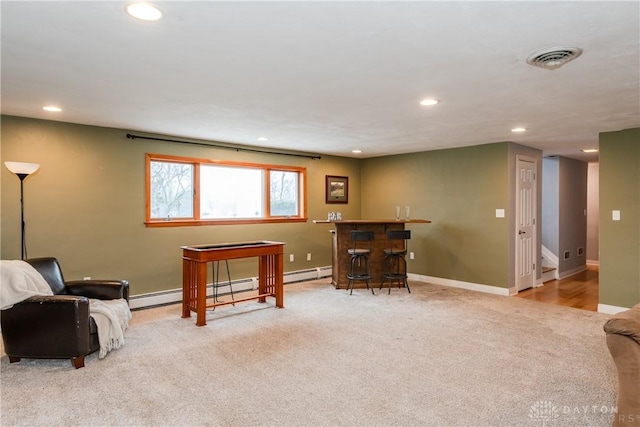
[65,280,130,302]
[0,295,92,358]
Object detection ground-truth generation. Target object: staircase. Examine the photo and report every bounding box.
[541,245,559,283]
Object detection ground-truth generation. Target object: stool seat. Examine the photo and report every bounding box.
[346,230,375,295]
[383,248,406,255]
[348,248,371,255]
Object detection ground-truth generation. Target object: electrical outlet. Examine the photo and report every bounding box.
[83,276,91,280]
[289,254,294,262]
[410,252,415,260]
[307,253,312,261]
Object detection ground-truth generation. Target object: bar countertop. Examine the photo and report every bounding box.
[312,219,431,224]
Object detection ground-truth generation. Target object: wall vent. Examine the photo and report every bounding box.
[526,46,583,70]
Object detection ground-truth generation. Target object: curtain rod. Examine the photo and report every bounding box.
[126,133,321,160]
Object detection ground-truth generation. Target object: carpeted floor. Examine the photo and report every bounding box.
[1,279,617,426]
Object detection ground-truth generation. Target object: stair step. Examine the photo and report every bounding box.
[542,266,557,283]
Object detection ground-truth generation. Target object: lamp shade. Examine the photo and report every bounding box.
[4,162,40,175]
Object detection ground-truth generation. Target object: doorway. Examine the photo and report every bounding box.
[524,156,598,310]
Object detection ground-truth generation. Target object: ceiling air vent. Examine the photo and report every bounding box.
[526,46,583,70]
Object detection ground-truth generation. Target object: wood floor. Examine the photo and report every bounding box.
[515,265,599,311]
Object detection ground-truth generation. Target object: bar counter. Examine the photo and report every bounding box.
[313,219,431,289]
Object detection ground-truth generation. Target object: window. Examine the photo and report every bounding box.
[200,165,263,219]
[145,154,307,226]
[270,170,299,217]
[149,161,194,219]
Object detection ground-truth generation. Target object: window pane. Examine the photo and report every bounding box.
[150,161,194,219]
[200,165,263,218]
[270,170,299,216]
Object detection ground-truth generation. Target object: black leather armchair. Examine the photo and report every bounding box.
[1,257,129,368]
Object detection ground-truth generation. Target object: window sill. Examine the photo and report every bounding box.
[145,217,309,227]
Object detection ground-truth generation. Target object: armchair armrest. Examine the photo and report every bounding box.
[65,280,130,302]
[1,295,92,358]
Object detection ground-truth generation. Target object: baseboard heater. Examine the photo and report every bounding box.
[129,265,332,310]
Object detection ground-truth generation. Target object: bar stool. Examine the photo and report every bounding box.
[346,230,375,295]
[380,230,411,294]
[211,260,234,306]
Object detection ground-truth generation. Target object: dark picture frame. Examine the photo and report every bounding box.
[326,175,348,204]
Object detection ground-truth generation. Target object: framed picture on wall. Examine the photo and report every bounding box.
[326,175,348,204]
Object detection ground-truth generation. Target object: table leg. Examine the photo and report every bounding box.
[275,253,284,308]
[258,255,267,303]
[196,261,208,326]
[181,258,191,319]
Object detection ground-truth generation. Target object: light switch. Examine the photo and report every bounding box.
[495,209,505,218]
[612,210,621,221]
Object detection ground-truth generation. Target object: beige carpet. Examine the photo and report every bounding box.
[1,279,617,426]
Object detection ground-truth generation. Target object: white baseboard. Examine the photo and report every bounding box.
[133,266,603,310]
[408,273,510,296]
[557,265,588,280]
[129,265,332,310]
[586,259,599,266]
[598,304,631,315]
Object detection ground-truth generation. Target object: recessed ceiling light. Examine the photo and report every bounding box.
[352,149,362,154]
[511,127,526,133]
[42,106,62,112]
[582,149,598,153]
[257,137,269,142]
[419,99,439,106]
[125,3,163,21]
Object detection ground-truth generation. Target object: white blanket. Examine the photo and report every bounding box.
[0,260,53,310]
[90,298,132,358]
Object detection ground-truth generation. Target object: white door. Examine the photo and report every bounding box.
[516,157,537,291]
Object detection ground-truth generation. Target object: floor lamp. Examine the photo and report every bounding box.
[4,161,40,260]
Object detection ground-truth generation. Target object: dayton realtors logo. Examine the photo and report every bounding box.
[529,400,560,426]
[529,400,617,425]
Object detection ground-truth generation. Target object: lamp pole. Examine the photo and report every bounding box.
[4,162,40,260]
[16,173,28,260]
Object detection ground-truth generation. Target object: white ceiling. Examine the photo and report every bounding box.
[2,1,639,161]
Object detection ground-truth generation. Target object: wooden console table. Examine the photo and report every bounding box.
[313,219,430,289]
[181,241,285,326]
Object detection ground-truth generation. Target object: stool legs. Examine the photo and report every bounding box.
[380,253,410,294]
[347,254,374,295]
[211,260,234,306]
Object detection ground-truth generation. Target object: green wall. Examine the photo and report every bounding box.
[361,143,512,288]
[9,115,634,309]
[1,116,360,295]
[599,127,640,308]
